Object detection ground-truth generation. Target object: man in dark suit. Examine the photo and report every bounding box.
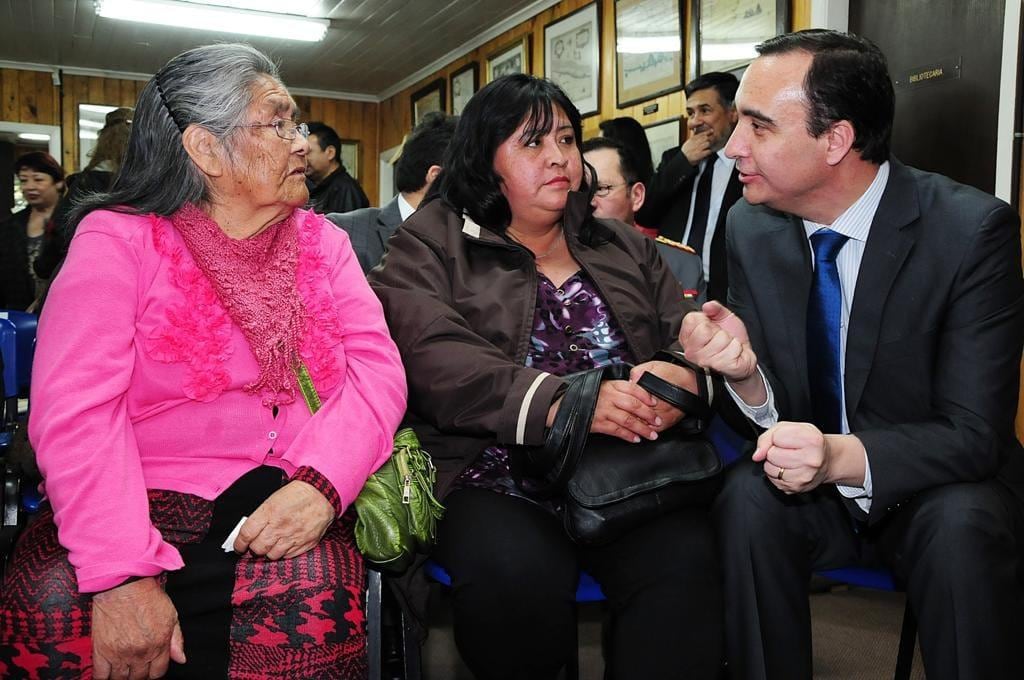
[681,30,1024,679]
[328,112,457,273]
[637,72,743,302]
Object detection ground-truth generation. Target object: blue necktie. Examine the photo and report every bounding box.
[807,228,849,434]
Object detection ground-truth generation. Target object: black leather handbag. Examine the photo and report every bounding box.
[515,360,722,546]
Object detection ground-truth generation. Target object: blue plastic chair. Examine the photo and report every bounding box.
[817,566,916,680]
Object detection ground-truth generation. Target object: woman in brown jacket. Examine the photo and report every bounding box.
[369,74,723,679]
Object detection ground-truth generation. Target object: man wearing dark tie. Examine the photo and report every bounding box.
[681,30,1024,680]
[638,72,743,301]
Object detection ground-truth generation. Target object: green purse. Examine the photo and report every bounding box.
[293,361,444,573]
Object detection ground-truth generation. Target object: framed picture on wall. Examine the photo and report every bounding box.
[643,117,681,169]
[450,62,479,116]
[613,0,684,108]
[410,78,446,127]
[691,0,788,76]
[339,140,360,180]
[544,3,601,117]
[487,36,531,83]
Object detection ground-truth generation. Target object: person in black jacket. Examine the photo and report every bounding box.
[0,152,65,310]
[305,121,369,214]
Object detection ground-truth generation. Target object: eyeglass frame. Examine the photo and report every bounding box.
[236,119,310,141]
[593,180,636,198]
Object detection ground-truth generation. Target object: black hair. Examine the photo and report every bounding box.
[684,71,739,107]
[306,121,342,160]
[69,43,279,228]
[756,29,893,164]
[597,117,654,184]
[395,111,458,194]
[438,74,590,232]
[582,137,642,185]
[14,151,65,183]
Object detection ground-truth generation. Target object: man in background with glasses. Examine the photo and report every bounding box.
[584,137,705,303]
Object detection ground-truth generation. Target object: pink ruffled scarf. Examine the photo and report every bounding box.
[171,203,305,406]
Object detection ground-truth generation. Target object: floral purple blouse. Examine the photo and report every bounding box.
[454,270,634,500]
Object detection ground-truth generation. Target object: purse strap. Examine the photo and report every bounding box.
[294,359,322,415]
[518,362,714,499]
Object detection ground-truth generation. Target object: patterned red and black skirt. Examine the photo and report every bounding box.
[0,466,367,679]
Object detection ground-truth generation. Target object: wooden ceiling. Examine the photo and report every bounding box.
[0,0,553,98]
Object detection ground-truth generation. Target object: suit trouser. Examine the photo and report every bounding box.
[712,459,1024,680]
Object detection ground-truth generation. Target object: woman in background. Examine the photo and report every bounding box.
[371,74,722,680]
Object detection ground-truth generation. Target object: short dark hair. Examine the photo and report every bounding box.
[597,117,654,184]
[756,29,893,164]
[684,72,739,107]
[306,121,342,160]
[14,151,65,183]
[439,74,589,233]
[583,137,642,185]
[395,112,458,194]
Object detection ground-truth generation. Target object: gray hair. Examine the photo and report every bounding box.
[71,43,280,226]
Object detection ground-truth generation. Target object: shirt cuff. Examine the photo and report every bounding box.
[291,465,343,517]
[725,366,778,429]
[836,445,873,514]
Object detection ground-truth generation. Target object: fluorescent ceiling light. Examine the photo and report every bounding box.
[701,42,759,63]
[79,104,119,114]
[95,0,329,42]
[616,36,681,54]
[19,133,51,141]
[188,0,321,13]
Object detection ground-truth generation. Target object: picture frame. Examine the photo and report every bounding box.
[339,140,360,180]
[486,35,531,83]
[643,117,682,169]
[691,0,789,77]
[410,78,446,127]
[613,0,684,108]
[450,62,479,116]
[544,3,601,117]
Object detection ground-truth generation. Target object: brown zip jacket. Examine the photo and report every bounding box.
[368,190,699,499]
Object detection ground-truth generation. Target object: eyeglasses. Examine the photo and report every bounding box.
[594,182,631,198]
[238,119,309,141]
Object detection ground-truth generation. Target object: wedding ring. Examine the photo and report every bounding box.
[777,467,785,481]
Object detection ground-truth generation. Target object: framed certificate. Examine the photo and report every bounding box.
[614,0,684,107]
[544,3,601,117]
[487,35,531,83]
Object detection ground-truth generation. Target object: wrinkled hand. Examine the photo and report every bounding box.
[681,129,716,165]
[679,301,757,382]
[234,480,335,560]
[752,422,830,494]
[92,577,186,680]
[628,360,697,431]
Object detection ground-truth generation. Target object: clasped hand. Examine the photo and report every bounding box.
[547,360,697,443]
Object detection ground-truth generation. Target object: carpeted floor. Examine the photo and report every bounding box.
[419,584,926,679]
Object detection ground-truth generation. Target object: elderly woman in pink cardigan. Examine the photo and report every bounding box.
[0,44,406,679]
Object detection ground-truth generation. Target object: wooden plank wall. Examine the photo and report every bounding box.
[0,68,379,201]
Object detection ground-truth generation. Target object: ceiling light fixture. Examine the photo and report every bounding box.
[19,133,52,141]
[95,0,329,42]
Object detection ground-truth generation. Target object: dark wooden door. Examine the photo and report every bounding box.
[850,0,1004,193]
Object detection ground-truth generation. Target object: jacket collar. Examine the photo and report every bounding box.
[459,190,606,247]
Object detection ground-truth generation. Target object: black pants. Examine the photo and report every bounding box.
[432,488,723,680]
[713,458,1024,680]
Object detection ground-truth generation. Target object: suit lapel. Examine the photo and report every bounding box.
[755,213,814,410]
[375,198,403,252]
[844,161,918,419]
